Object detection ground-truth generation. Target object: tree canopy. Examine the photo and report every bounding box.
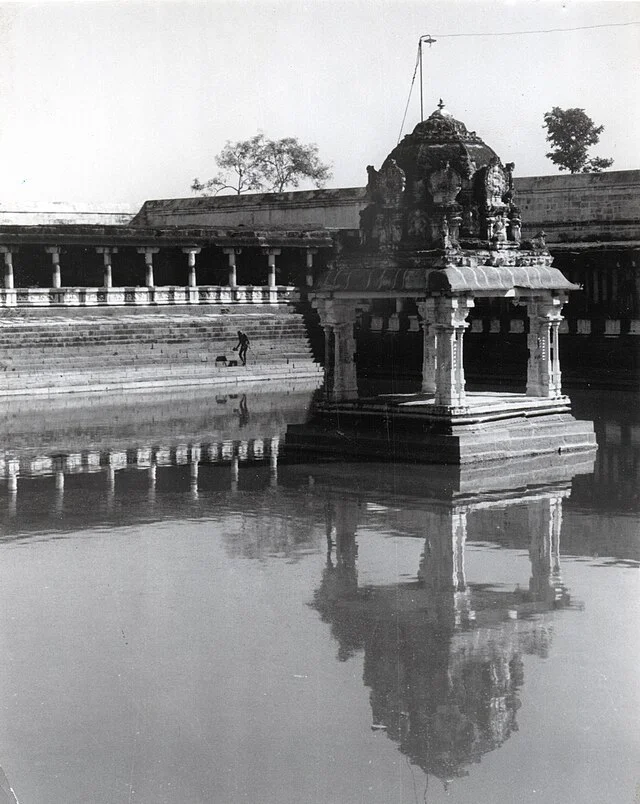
[192,134,333,196]
[543,107,614,174]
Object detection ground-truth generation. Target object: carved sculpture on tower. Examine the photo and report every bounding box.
[357,101,523,252]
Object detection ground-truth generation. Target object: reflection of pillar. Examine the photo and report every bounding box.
[7,466,17,517]
[106,465,115,508]
[45,247,62,289]
[325,496,359,597]
[55,470,64,514]
[419,506,470,628]
[148,463,156,504]
[137,247,160,288]
[1,248,15,290]
[529,495,567,606]
[97,247,118,289]
[433,296,473,407]
[190,458,199,498]
[182,247,201,288]
[269,436,279,488]
[231,455,239,493]
[417,298,437,394]
[526,296,564,398]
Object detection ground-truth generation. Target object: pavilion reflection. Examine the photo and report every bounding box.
[309,452,594,784]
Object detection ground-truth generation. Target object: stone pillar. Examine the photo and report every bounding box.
[305,248,318,288]
[433,296,474,407]
[45,247,62,288]
[0,248,15,290]
[333,322,358,401]
[417,298,437,394]
[222,248,241,288]
[137,247,159,288]
[526,296,564,398]
[96,247,118,289]
[263,248,281,289]
[323,325,334,390]
[315,299,358,401]
[182,247,201,288]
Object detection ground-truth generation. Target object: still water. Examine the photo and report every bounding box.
[0,385,637,804]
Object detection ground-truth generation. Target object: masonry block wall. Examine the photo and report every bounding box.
[133,170,640,244]
[515,170,640,242]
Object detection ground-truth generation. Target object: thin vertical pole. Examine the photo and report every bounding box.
[419,38,423,122]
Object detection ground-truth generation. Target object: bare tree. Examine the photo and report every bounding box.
[192,133,332,196]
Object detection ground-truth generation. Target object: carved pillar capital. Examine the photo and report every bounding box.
[433,295,474,330]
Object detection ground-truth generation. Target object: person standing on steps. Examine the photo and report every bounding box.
[233,330,250,366]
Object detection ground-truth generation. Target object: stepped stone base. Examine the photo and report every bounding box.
[0,304,322,397]
[285,392,597,465]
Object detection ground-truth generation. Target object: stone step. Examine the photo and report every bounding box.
[1,337,309,354]
[0,340,313,358]
[1,356,318,373]
[0,325,308,340]
[0,362,323,395]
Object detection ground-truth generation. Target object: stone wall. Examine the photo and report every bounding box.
[133,170,640,244]
[132,188,367,230]
[515,170,640,242]
[0,202,134,226]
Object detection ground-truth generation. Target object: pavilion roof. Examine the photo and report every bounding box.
[314,262,579,297]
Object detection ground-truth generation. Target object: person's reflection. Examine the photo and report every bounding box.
[237,394,250,429]
[314,492,572,784]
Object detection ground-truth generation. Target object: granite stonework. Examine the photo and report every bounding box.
[298,103,597,464]
[285,394,596,465]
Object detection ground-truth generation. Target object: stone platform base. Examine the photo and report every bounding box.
[284,392,597,464]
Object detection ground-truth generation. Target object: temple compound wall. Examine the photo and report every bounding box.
[0,163,636,397]
[135,171,640,389]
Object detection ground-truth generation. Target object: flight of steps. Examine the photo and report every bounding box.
[0,305,323,396]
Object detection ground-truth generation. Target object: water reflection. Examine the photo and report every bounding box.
[0,388,636,804]
[304,455,591,784]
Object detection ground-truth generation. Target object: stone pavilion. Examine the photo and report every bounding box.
[289,102,597,463]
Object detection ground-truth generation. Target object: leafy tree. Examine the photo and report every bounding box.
[192,133,332,196]
[543,107,613,173]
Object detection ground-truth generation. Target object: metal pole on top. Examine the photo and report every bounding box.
[419,35,437,121]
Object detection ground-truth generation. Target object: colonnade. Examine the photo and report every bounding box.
[314,291,568,405]
[0,243,320,302]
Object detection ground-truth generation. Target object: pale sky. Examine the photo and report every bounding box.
[0,0,638,208]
